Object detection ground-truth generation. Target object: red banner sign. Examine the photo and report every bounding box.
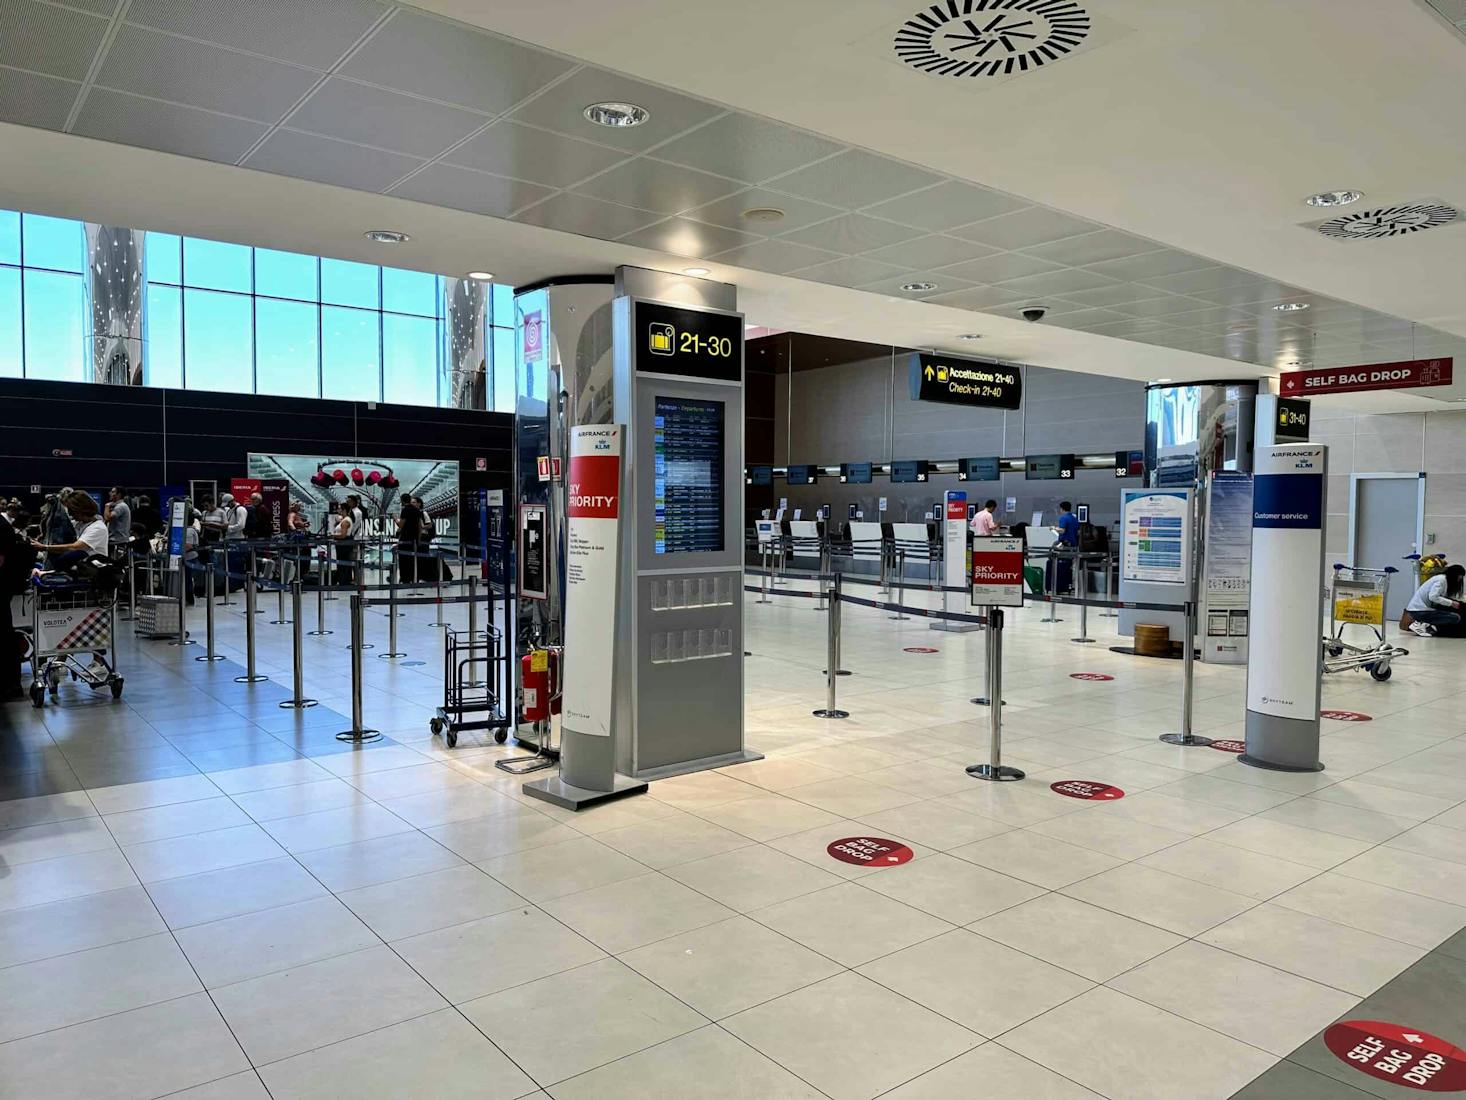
[1321,710,1372,722]
[1325,1020,1466,1091]
[1050,780,1125,801]
[1280,358,1452,397]
[826,837,914,867]
[1069,673,1114,682]
[566,454,620,520]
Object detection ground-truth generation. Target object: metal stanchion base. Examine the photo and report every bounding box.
[1040,615,1063,623]
[279,698,319,709]
[335,728,383,744]
[1159,733,1214,747]
[194,654,226,662]
[168,638,196,647]
[268,618,290,625]
[970,697,1006,706]
[1071,636,1096,644]
[307,629,334,636]
[967,763,1025,782]
[347,642,375,650]
[377,652,407,659]
[233,674,269,684]
[821,669,853,677]
[812,708,850,719]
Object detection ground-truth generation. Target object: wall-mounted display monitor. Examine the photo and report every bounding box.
[959,457,1001,482]
[840,462,873,484]
[745,465,773,486]
[786,464,818,486]
[890,460,929,483]
[1025,453,1076,481]
[653,396,724,555]
[1115,450,1144,479]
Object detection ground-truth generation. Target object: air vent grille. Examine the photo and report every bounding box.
[1316,203,1460,241]
[894,0,1091,78]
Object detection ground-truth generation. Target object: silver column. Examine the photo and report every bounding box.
[84,225,144,386]
[442,277,488,411]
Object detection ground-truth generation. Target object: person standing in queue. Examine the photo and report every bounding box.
[1051,500,1080,594]
[104,487,131,558]
[396,495,422,585]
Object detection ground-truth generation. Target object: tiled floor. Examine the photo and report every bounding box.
[4,580,1466,1098]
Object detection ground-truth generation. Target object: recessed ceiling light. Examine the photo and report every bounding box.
[1305,190,1363,208]
[682,266,710,277]
[1154,378,1173,383]
[741,207,786,223]
[956,333,983,340]
[583,101,649,128]
[466,271,493,281]
[900,281,937,292]
[364,230,409,244]
[1274,301,1310,312]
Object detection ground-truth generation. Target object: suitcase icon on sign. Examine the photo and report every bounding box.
[648,322,675,355]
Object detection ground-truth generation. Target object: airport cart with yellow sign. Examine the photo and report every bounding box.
[1323,563,1407,681]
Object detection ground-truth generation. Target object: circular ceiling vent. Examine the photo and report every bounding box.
[894,0,1091,77]
[1317,203,1459,240]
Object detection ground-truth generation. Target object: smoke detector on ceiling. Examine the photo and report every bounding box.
[1314,202,1460,241]
[894,0,1092,77]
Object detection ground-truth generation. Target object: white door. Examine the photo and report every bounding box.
[1350,474,1425,624]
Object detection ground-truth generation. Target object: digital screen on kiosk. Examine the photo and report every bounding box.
[841,462,873,484]
[654,397,724,555]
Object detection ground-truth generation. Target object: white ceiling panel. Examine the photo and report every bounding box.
[392,161,555,218]
[123,0,390,69]
[245,128,423,193]
[707,238,842,275]
[793,255,911,289]
[506,67,723,152]
[1022,229,1160,267]
[686,188,843,236]
[570,158,742,216]
[287,77,487,159]
[616,216,761,260]
[950,206,1103,251]
[861,181,1028,233]
[0,66,79,131]
[649,112,843,185]
[994,268,1121,299]
[936,252,1064,284]
[857,271,975,300]
[510,190,663,238]
[778,212,923,254]
[0,1,108,81]
[72,88,267,164]
[769,149,944,210]
[863,234,996,270]
[443,120,626,188]
[340,8,572,114]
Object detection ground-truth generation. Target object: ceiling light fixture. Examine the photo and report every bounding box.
[1153,378,1173,383]
[583,101,649,128]
[466,271,494,281]
[1305,190,1363,208]
[682,266,710,277]
[741,207,786,223]
[900,281,937,292]
[1274,301,1311,312]
[364,230,410,244]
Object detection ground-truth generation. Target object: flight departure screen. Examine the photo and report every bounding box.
[654,397,724,555]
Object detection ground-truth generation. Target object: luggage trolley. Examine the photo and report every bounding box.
[1323,563,1408,681]
[429,625,510,748]
[28,567,125,707]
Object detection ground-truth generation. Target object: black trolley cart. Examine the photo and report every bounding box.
[429,626,510,748]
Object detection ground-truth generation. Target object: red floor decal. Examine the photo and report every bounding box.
[1049,780,1125,801]
[1209,739,1246,753]
[1322,710,1373,722]
[1324,1020,1466,1091]
[826,837,914,867]
[1069,673,1115,681]
[902,646,939,654]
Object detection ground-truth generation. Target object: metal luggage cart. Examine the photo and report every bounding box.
[429,626,509,748]
[1323,564,1408,681]
[28,576,124,708]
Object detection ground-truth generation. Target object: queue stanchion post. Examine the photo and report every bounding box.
[816,543,829,611]
[1040,549,1061,623]
[233,563,268,684]
[123,549,137,621]
[195,563,224,662]
[168,552,193,647]
[1103,549,1118,618]
[279,580,318,709]
[820,574,852,677]
[309,555,333,637]
[1159,600,1212,747]
[378,566,406,659]
[967,609,1023,781]
[335,593,381,744]
[218,539,230,605]
[243,547,263,614]
[1072,557,1095,644]
[757,549,772,604]
[323,539,338,600]
[432,555,446,628]
[386,550,404,617]
[971,605,1004,706]
[269,548,289,625]
[812,576,849,719]
[889,548,910,621]
[348,565,373,651]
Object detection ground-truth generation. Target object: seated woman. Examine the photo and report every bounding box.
[29,491,108,572]
[1403,563,1466,637]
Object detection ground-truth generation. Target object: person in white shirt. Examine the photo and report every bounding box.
[969,499,999,538]
[31,491,108,563]
[1404,564,1465,637]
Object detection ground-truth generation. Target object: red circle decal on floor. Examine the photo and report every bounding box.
[1324,1020,1466,1091]
[1049,780,1125,801]
[826,837,914,866]
[1070,673,1115,681]
[1209,739,1246,753]
[1321,710,1372,722]
[902,646,940,654]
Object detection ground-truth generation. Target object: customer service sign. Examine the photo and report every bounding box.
[1246,445,1327,722]
[560,425,623,739]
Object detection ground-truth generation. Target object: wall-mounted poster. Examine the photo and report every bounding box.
[247,452,460,545]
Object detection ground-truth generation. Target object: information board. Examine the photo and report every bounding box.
[636,300,742,383]
[1025,454,1075,481]
[959,457,1001,482]
[1121,489,1191,584]
[518,503,548,600]
[653,396,723,555]
[1201,471,1253,663]
[840,462,873,484]
[890,460,928,484]
[970,537,1025,607]
[909,354,1022,410]
[562,425,622,738]
[786,464,818,486]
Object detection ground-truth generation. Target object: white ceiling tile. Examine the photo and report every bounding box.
[508,67,722,152]
[950,206,1102,250]
[288,77,487,159]
[123,0,389,69]
[769,150,944,210]
[709,238,842,275]
[616,217,761,259]
[341,9,572,115]
[1086,249,1217,281]
[937,252,1063,283]
[863,180,1027,231]
[650,112,843,185]
[864,235,997,269]
[443,121,626,188]
[994,268,1120,297]
[925,285,1027,310]
[0,1,108,81]
[778,213,923,254]
[392,162,555,218]
[571,158,742,216]
[792,255,911,288]
[245,129,422,193]
[0,66,78,131]
[686,188,843,235]
[72,88,268,164]
[1022,229,1160,267]
[857,271,975,299]
[511,191,663,238]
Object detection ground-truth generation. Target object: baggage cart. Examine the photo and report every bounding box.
[429,626,509,748]
[29,573,124,707]
[1323,563,1407,681]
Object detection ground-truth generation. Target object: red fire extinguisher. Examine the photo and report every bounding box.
[520,649,559,722]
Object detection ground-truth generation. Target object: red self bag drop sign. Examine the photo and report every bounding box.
[1050,780,1125,801]
[1322,710,1372,722]
[1325,1020,1466,1091]
[1209,739,1246,753]
[1069,673,1114,682]
[826,837,914,867]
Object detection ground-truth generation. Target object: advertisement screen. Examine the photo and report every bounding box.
[653,396,724,555]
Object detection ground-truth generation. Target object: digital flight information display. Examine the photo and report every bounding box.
[841,462,873,484]
[654,397,724,555]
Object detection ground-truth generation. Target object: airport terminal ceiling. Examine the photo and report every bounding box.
[2,0,1464,408]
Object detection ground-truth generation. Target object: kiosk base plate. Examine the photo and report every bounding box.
[522,773,648,811]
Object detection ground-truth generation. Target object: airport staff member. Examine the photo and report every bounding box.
[1404,563,1466,637]
[969,499,999,538]
[1050,500,1080,594]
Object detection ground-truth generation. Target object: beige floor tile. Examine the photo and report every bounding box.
[0,847,138,913]
[425,808,580,862]
[122,823,285,883]
[949,829,1122,889]
[337,864,524,941]
[619,915,842,1019]
[857,852,1045,924]
[1151,774,1299,813]
[103,796,254,846]
[1304,778,1460,822]
[1258,797,1416,842]
[783,775,922,818]
[375,784,521,829]
[1336,844,1466,905]
[543,871,735,954]
[147,855,327,928]
[479,836,649,902]
[0,884,163,969]
[1199,903,1426,995]
[86,774,223,815]
[689,793,843,841]
[646,770,762,810]
[166,1072,272,1099]
[0,814,117,865]
[1204,817,1373,869]
[546,1024,825,1099]
[1061,862,1255,936]
[722,972,979,1100]
[971,894,1184,982]
[1027,811,1191,861]
[1274,871,1466,948]
[936,782,1086,827]
[0,790,96,831]
[881,1043,1103,1099]
[766,819,935,879]
[859,928,1092,1037]
[461,958,706,1085]
[206,759,333,795]
[1110,941,1358,1055]
[1002,987,1275,1100]
[391,905,605,1004]
[211,944,445,1065]
[1138,837,1319,900]
[293,830,463,893]
[593,815,754,870]
[717,756,846,791]
[856,799,1011,849]
[663,844,842,912]
[258,802,413,854]
[750,881,953,967]
[228,778,369,823]
[174,895,378,987]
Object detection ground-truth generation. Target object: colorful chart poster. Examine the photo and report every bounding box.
[1121,489,1191,584]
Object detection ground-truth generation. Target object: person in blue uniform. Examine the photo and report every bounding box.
[1051,501,1080,594]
